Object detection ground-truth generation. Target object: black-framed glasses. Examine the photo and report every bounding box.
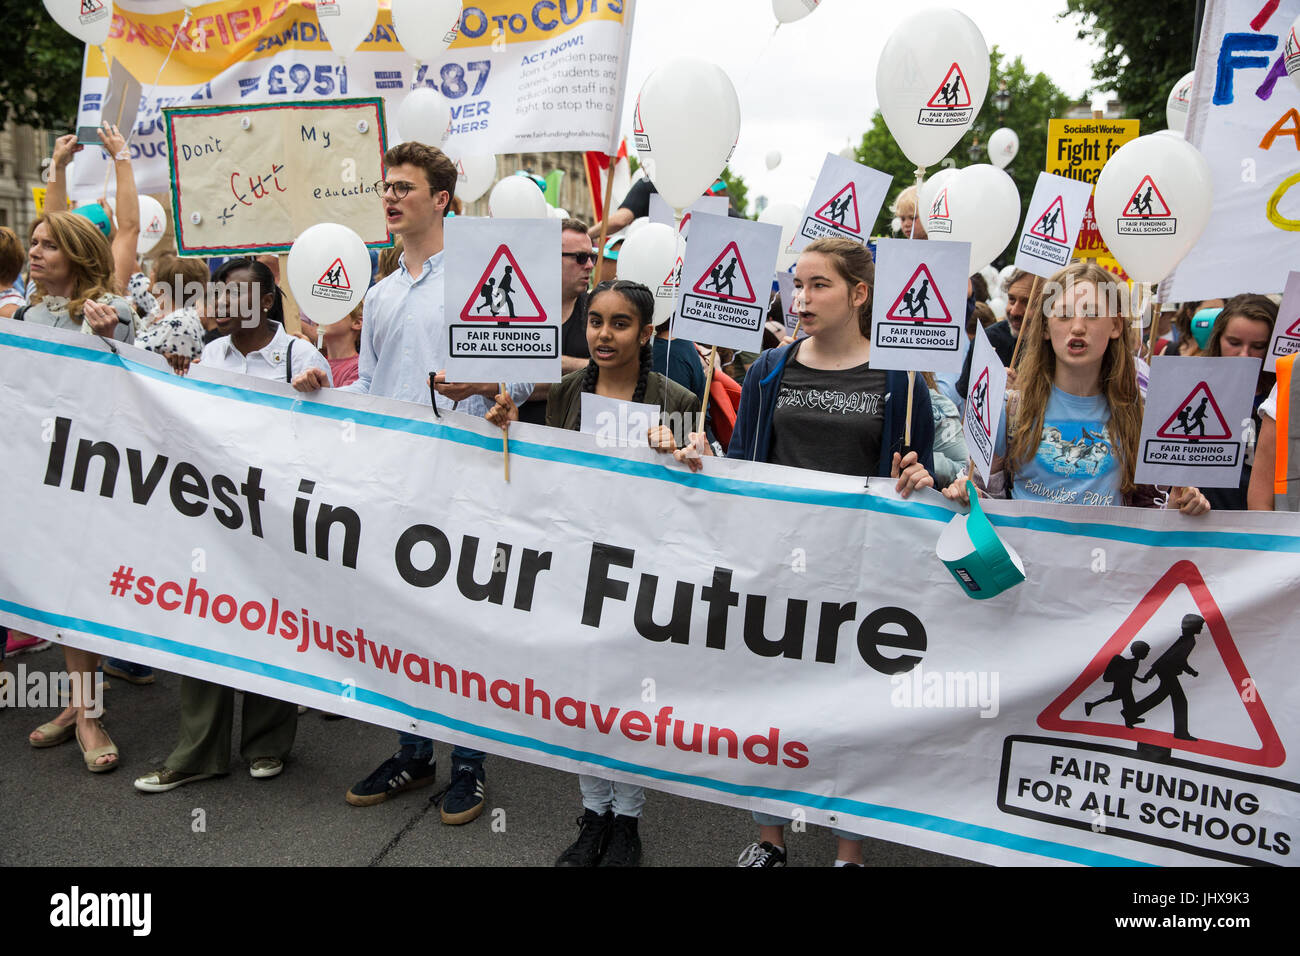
[562,251,598,266]
[373,180,420,199]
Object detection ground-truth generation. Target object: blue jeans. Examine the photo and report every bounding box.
[398,732,484,765]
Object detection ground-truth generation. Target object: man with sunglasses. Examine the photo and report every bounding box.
[293,141,530,824]
[517,217,597,424]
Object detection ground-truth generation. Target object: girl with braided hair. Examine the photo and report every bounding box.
[487,279,698,442]
[484,280,695,867]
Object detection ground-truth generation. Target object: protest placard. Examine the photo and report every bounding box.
[963,322,1007,481]
[444,217,561,385]
[70,0,636,201]
[1045,118,1140,262]
[870,238,970,373]
[165,98,390,255]
[672,212,782,353]
[1136,355,1261,487]
[1014,171,1096,277]
[792,152,892,251]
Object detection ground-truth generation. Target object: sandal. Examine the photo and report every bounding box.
[76,723,119,774]
[30,719,75,749]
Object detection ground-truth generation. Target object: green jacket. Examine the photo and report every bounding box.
[547,367,701,440]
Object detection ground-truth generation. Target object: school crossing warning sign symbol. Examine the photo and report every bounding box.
[927,188,952,234]
[918,62,975,126]
[316,0,341,15]
[884,264,953,323]
[1030,197,1070,244]
[633,100,649,151]
[1037,561,1285,767]
[1117,176,1176,236]
[656,257,683,300]
[690,242,757,304]
[678,241,765,337]
[461,244,547,322]
[79,0,108,21]
[1156,382,1233,441]
[970,367,993,437]
[312,258,352,301]
[812,183,861,235]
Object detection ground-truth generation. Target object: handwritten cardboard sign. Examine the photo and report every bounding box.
[164,98,391,256]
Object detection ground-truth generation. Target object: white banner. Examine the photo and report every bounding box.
[69,0,634,201]
[1166,0,1300,300]
[3,319,1299,867]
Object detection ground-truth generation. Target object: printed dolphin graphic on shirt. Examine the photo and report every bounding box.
[1038,422,1115,478]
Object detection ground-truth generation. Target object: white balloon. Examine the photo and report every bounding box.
[454,154,496,204]
[1286,17,1300,91]
[488,176,548,219]
[318,0,378,57]
[987,127,1019,169]
[287,222,371,325]
[396,88,451,147]
[635,58,740,211]
[392,0,462,63]
[43,0,112,47]
[617,223,683,327]
[137,195,167,256]
[1094,133,1213,284]
[773,0,821,24]
[927,164,1021,275]
[1166,70,1195,135]
[765,150,782,171]
[875,9,989,169]
[758,201,801,270]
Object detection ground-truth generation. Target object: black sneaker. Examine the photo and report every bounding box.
[554,809,613,867]
[439,759,486,824]
[737,841,787,867]
[598,814,642,867]
[345,746,436,807]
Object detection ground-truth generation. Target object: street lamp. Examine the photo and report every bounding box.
[993,81,1011,115]
[967,139,984,162]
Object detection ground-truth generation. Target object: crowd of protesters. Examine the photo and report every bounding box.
[1,126,1293,868]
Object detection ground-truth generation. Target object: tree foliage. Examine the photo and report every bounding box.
[0,7,84,131]
[853,49,1073,243]
[1063,0,1199,132]
[721,167,750,218]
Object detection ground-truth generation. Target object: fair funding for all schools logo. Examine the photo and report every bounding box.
[918,62,975,127]
[1142,381,1241,469]
[1117,175,1176,236]
[874,263,960,352]
[312,258,353,302]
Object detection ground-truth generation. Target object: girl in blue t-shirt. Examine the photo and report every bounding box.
[946,262,1209,513]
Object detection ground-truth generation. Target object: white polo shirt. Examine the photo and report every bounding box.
[200,323,333,386]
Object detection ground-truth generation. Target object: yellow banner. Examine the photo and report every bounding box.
[90,0,626,85]
[1046,119,1140,260]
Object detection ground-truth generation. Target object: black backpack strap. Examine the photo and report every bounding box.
[286,339,294,384]
[12,304,28,322]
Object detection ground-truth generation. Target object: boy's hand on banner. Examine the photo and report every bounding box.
[432,371,495,403]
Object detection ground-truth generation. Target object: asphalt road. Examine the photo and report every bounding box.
[0,651,979,868]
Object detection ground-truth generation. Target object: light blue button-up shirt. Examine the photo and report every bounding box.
[342,250,532,415]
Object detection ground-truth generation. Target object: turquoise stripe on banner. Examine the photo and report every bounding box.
[3,330,1296,554]
[0,596,1149,867]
